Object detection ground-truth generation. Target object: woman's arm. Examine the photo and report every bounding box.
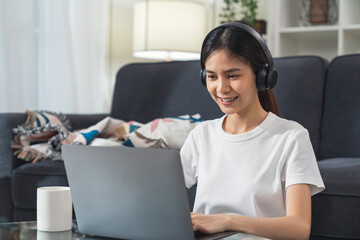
[191,184,311,240]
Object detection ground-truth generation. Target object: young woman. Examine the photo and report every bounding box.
[180,22,325,240]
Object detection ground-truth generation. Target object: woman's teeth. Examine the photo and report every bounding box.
[220,97,238,102]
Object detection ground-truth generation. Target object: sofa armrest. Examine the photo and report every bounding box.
[0,113,27,177]
[0,113,109,177]
[65,113,109,130]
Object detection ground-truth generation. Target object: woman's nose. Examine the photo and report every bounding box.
[217,77,230,93]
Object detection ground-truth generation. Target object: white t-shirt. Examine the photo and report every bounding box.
[180,112,325,218]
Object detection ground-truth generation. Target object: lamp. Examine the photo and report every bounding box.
[133,0,206,61]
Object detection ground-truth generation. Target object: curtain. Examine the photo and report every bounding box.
[0,0,111,113]
[0,0,37,112]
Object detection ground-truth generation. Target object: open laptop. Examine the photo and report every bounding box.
[62,145,239,240]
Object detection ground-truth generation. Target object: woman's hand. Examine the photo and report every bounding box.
[191,212,229,234]
[190,184,311,239]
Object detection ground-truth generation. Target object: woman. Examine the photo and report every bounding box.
[180,22,325,240]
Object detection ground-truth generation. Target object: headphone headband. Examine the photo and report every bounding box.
[200,22,277,90]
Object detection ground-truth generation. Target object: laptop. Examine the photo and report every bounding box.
[62,145,239,240]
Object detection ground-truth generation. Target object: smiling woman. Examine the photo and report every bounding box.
[180,22,325,240]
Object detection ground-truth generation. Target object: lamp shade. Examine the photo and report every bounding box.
[133,0,206,61]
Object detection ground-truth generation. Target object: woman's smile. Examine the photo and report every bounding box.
[218,96,239,105]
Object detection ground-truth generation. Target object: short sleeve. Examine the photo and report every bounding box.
[180,130,199,188]
[283,130,325,196]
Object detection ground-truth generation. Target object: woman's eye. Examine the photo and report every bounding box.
[228,75,239,79]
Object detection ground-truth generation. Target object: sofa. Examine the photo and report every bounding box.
[0,54,359,239]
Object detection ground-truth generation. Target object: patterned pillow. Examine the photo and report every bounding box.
[123,114,202,149]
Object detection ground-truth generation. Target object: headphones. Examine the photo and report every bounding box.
[200,22,277,91]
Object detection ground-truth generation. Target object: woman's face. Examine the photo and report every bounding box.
[205,49,260,116]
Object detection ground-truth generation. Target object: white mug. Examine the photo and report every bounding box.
[37,229,72,240]
[37,186,72,232]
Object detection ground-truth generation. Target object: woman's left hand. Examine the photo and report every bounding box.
[191,212,229,234]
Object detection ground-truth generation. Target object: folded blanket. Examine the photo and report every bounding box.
[123,114,202,149]
[11,110,72,162]
[11,110,201,163]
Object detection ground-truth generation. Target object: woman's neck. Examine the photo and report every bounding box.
[222,106,268,135]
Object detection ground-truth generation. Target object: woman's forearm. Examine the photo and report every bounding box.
[224,214,311,240]
[191,186,312,239]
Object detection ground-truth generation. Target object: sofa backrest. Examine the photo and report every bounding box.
[273,56,328,159]
[111,61,223,123]
[319,54,360,160]
[111,56,328,158]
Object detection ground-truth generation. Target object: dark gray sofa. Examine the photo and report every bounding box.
[1,55,360,239]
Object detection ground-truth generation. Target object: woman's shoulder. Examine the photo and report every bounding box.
[269,112,309,136]
[190,116,224,134]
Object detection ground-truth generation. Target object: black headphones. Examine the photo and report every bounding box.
[200,22,277,91]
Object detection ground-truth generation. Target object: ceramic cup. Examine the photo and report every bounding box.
[37,229,72,240]
[37,186,72,232]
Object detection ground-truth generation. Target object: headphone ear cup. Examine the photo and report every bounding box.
[266,69,278,90]
[200,69,207,86]
[256,64,268,91]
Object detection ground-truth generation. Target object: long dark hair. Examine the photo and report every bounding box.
[201,23,280,116]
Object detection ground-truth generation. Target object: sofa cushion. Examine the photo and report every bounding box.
[273,56,328,159]
[317,157,360,194]
[312,157,360,238]
[110,61,223,123]
[320,54,360,159]
[11,160,68,210]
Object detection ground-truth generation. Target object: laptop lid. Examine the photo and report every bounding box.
[62,145,194,240]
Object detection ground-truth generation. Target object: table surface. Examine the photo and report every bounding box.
[0,221,269,240]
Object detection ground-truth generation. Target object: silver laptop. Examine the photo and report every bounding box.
[62,145,239,240]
